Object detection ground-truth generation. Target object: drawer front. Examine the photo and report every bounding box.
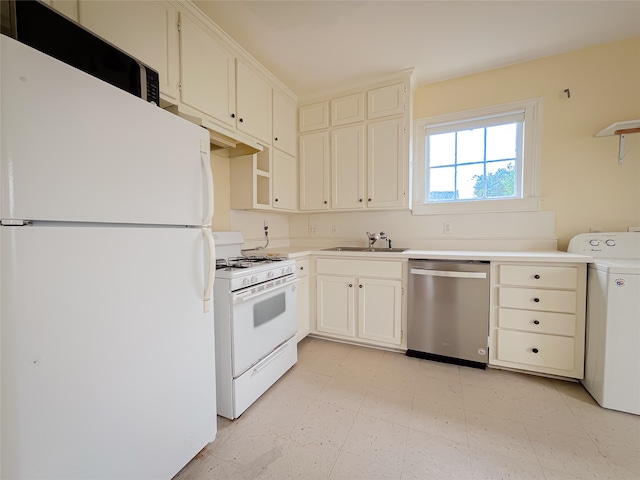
[497,330,574,371]
[497,308,576,336]
[498,287,577,313]
[499,264,578,289]
[317,258,403,278]
[296,258,310,277]
[233,337,297,418]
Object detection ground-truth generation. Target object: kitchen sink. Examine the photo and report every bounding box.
[322,246,408,252]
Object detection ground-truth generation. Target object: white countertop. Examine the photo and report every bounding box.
[246,246,593,263]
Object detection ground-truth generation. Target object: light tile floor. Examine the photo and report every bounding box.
[174,337,640,480]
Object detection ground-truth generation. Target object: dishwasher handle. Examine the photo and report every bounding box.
[410,268,487,279]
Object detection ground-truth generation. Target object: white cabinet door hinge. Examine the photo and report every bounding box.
[403,85,407,93]
[401,286,405,295]
[401,329,404,340]
[177,21,181,32]
[178,82,182,91]
[403,126,407,134]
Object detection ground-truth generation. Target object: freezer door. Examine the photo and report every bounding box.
[0,36,212,226]
[0,225,216,479]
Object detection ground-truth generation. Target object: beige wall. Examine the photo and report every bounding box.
[414,36,640,250]
[211,151,231,231]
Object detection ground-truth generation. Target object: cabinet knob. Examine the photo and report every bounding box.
[324,200,328,204]
[534,274,541,279]
[368,198,372,202]
[275,198,279,202]
[532,348,539,354]
[533,320,540,325]
[275,137,279,141]
[533,297,540,303]
[359,284,363,288]
[300,266,304,271]
[348,284,353,288]
[231,113,235,119]
[359,199,363,202]
[239,118,244,123]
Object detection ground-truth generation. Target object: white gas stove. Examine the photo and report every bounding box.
[212,232,298,419]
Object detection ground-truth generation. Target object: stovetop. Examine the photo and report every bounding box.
[212,231,296,289]
[215,255,289,271]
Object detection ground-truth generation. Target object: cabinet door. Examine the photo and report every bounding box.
[299,132,330,211]
[331,92,364,126]
[358,277,402,345]
[367,82,405,120]
[296,259,310,342]
[273,88,297,156]
[367,118,405,208]
[272,150,297,211]
[236,60,272,144]
[44,0,79,21]
[317,275,355,337]
[299,102,329,132]
[79,1,179,102]
[332,125,365,210]
[178,13,235,127]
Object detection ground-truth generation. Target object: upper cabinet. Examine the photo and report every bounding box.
[331,125,365,210]
[367,82,406,120]
[272,88,297,156]
[299,102,329,132]
[368,117,405,208]
[299,131,330,211]
[78,0,180,104]
[177,11,235,126]
[272,149,297,211]
[235,60,272,145]
[298,70,414,212]
[43,0,79,21]
[331,93,365,126]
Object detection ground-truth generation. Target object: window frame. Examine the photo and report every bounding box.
[412,98,543,215]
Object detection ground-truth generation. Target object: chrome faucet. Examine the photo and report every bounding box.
[366,231,389,248]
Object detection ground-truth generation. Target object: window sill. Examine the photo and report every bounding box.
[411,197,541,215]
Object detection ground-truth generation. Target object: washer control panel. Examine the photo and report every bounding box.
[568,232,640,258]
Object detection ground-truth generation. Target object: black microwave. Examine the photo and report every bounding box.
[0,0,160,105]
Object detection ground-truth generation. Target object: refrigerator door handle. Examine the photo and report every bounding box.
[203,228,216,313]
[201,149,214,227]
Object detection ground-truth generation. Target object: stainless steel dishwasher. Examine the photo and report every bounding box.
[407,259,490,369]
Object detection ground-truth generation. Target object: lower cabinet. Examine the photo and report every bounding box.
[295,257,310,341]
[489,262,587,379]
[314,258,405,349]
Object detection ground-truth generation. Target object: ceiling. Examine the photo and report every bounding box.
[194,1,640,100]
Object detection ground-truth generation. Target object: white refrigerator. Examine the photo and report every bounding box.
[1,35,217,478]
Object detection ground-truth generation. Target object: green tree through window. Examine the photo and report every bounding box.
[472,162,515,199]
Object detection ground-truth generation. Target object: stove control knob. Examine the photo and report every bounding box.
[605,239,616,247]
[589,239,600,247]
[267,271,275,279]
[250,276,258,284]
[242,278,250,286]
[287,266,294,274]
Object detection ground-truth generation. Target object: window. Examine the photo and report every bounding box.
[413,98,542,215]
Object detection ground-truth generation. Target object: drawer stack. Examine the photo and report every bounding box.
[490,263,586,378]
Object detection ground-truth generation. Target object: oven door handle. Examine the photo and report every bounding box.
[232,277,299,304]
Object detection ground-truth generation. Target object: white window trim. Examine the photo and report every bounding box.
[412,98,543,215]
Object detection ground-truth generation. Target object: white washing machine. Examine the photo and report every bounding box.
[568,232,640,415]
